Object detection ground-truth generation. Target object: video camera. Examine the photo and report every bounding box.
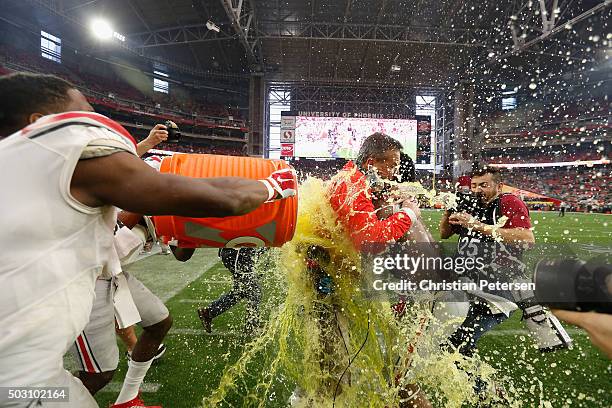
[164,120,182,143]
[535,258,611,314]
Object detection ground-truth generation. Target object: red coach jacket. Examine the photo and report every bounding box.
[328,161,413,250]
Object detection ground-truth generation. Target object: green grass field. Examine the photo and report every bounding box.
[92,211,611,408]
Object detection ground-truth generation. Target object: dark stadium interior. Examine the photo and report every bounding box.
[0,0,609,211]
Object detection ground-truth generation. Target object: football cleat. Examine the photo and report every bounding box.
[109,393,161,408]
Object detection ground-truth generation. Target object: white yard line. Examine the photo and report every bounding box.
[100,382,161,393]
[169,328,240,336]
[123,248,221,302]
[484,328,585,336]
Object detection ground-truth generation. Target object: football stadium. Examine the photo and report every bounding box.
[0,1,610,408]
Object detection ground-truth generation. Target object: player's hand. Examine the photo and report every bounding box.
[145,124,169,147]
[259,168,297,202]
[552,310,612,359]
[137,124,169,156]
[448,212,477,228]
[400,197,421,219]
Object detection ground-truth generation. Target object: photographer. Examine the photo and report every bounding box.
[439,167,537,356]
[440,168,534,246]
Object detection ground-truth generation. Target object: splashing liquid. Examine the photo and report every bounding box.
[203,176,519,408]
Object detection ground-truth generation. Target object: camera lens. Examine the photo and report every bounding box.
[534,258,612,314]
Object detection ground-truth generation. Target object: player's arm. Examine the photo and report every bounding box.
[117,210,144,228]
[439,210,454,239]
[71,152,293,217]
[475,224,535,244]
[449,212,535,244]
[341,190,415,250]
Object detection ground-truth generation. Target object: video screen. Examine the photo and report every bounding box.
[294,116,418,159]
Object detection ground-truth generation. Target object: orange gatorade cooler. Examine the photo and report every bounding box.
[152,154,298,248]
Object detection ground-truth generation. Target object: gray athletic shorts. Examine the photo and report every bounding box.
[68,272,168,373]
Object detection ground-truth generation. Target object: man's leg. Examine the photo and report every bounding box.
[235,248,262,331]
[113,273,171,406]
[444,300,508,399]
[446,300,507,357]
[314,301,351,398]
[243,274,262,331]
[115,325,138,355]
[1,273,97,408]
[198,248,245,332]
[130,317,173,363]
[207,284,243,319]
[68,279,119,395]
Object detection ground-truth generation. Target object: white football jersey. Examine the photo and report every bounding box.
[0,112,137,324]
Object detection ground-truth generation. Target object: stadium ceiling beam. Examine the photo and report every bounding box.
[191,0,234,73]
[125,20,491,49]
[26,0,248,81]
[128,24,235,48]
[268,83,445,110]
[487,0,611,65]
[266,74,451,89]
[256,20,490,47]
[220,0,263,70]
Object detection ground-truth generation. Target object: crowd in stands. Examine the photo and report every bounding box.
[537,98,609,124]
[479,94,610,149]
[152,141,245,156]
[504,165,611,212]
[484,148,607,164]
[0,44,247,130]
[483,97,609,130]
[288,158,348,182]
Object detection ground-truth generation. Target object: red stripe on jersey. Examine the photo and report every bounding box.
[76,335,96,373]
[22,111,137,148]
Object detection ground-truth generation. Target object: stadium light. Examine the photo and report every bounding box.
[91,18,113,40]
[206,20,220,33]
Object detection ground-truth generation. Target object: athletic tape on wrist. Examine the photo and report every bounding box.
[258,179,275,201]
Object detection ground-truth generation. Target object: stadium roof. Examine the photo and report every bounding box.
[1,0,610,88]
